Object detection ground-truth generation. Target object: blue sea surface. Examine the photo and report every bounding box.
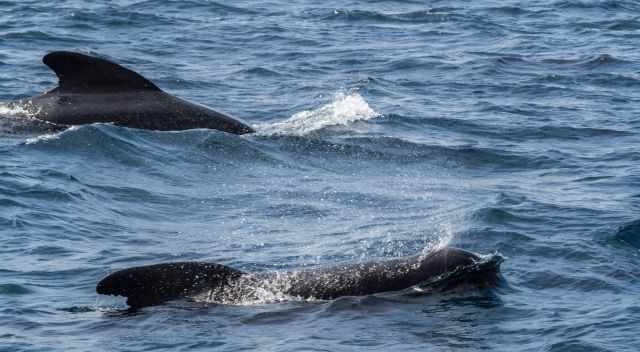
[1,0,639,351]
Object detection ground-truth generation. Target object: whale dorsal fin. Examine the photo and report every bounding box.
[43,51,161,93]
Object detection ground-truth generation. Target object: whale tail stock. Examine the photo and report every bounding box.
[96,262,244,309]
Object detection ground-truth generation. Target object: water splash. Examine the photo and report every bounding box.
[95,294,129,311]
[0,101,65,135]
[0,102,33,117]
[257,92,380,136]
[195,273,310,306]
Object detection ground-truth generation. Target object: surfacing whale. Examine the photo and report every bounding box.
[97,247,502,309]
[2,51,254,134]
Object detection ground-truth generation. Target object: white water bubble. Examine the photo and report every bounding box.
[256,91,380,136]
[95,294,129,311]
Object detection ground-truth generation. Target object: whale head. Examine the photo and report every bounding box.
[413,247,501,290]
[97,262,243,308]
[418,247,480,273]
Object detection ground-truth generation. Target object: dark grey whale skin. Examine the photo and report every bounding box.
[7,51,254,134]
[97,247,501,309]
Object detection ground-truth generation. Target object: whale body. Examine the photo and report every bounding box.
[96,247,501,309]
[3,51,254,134]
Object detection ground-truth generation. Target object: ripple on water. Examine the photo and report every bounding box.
[612,219,640,249]
[0,283,33,295]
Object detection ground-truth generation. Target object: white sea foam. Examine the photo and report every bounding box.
[95,294,129,311]
[0,102,32,116]
[0,101,62,137]
[256,91,380,136]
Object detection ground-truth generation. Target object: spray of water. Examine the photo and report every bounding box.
[194,272,310,306]
[419,223,454,259]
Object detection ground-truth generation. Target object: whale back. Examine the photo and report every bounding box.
[96,262,244,308]
[283,247,482,299]
[43,51,160,93]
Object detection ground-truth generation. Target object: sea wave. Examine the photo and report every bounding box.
[256,92,380,136]
[612,219,640,248]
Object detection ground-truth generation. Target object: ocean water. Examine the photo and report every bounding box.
[1,0,639,351]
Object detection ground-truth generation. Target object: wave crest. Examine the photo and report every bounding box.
[257,92,380,136]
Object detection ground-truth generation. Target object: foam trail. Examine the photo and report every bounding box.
[257,92,380,136]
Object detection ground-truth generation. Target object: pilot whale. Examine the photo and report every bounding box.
[97,247,501,309]
[2,51,254,134]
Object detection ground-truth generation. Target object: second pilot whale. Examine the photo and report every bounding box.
[97,247,502,309]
